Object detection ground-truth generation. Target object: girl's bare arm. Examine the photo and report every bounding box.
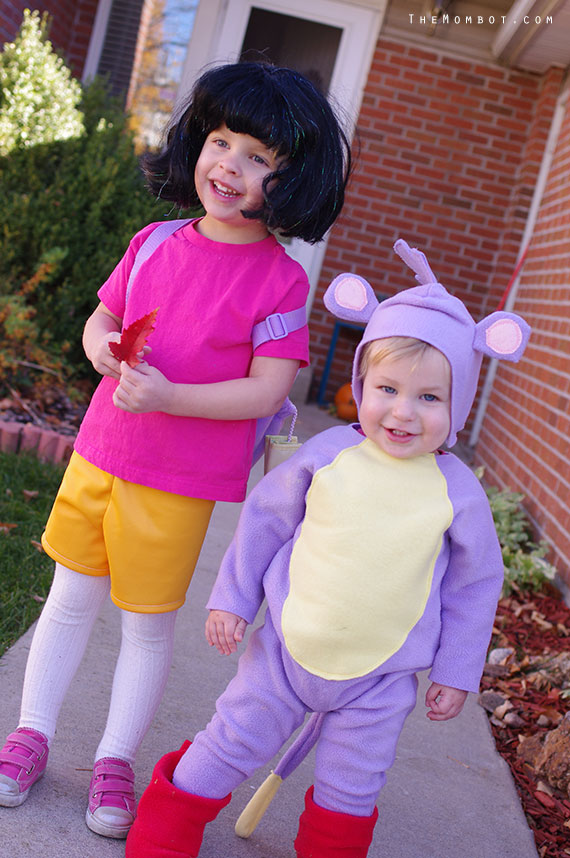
[83,302,123,379]
[113,355,300,419]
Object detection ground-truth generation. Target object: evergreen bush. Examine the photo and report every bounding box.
[0,9,83,156]
[0,13,186,379]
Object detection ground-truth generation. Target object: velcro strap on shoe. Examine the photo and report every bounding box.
[5,732,47,759]
[95,762,135,783]
[0,750,36,773]
[92,777,136,806]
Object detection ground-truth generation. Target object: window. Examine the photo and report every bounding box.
[127,0,198,150]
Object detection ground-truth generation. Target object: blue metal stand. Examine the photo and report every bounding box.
[317,320,365,405]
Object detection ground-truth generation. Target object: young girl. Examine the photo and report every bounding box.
[0,61,351,839]
[126,239,530,858]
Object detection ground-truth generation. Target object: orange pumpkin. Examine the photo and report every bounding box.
[334,383,358,421]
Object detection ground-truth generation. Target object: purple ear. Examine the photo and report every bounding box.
[323,274,378,323]
[473,311,531,362]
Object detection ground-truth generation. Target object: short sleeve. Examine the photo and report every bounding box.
[97,222,159,320]
[253,273,310,367]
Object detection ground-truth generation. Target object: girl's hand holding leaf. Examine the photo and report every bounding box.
[113,361,173,414]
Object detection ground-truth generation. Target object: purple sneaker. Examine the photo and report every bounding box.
[85,757,136,839]
[0,728,49,807]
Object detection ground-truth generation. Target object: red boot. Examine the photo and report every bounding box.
[125,741,231,857]
[294,786,378,858]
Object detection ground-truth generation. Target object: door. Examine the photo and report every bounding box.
[178,0,385,308]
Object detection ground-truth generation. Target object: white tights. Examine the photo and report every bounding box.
[19,563,176,765]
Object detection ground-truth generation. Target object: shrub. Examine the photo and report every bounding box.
[0,74,181,375]
[0,9,83,156]
[476,468,558,595]
[0,248,69,399]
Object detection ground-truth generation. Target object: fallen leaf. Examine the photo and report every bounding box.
[541,706,563,725]
[109,308,159,368]
[30,540,43,552]
[31,594,45,603]
[22,490,39,501]
[0,522,18,533]
[494,699,514,719]
[536,780,554,796]
[535,789,556,809]
[531,611,554,631]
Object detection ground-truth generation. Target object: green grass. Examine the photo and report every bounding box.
[0,451,64,657]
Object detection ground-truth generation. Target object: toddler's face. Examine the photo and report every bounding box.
[194,124,281,243]
[359,348,451,459]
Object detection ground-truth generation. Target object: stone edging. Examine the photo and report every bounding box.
[0,420,75,464]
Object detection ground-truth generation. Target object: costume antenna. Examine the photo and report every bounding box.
[393,239,437,285]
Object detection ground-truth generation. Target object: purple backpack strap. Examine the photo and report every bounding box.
[127,221,307,348]
[126,219,305,468]
[251,306,307,350]
[125,219,190,303]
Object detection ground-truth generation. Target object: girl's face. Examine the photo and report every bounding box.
[194,124,282,244]
[359,348,451,459]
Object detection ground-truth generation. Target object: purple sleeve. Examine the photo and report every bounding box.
[206,426,355,622]
[206,450,315,622]
[429,458,504,693]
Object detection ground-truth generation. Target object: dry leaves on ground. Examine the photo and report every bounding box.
[481,589,570,857]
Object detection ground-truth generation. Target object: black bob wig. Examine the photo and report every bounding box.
[142,61,352,244]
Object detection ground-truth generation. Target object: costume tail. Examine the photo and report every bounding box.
[235,712,325,838]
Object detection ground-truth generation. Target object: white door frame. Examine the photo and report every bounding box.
[82,0,113,82]
[178,0,386,309]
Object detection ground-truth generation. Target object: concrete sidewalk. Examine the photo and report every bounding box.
[0,404,538,857]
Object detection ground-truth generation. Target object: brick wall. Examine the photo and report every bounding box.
[474,88,570,587]
[0,0,98,77]
[311,36,559,408]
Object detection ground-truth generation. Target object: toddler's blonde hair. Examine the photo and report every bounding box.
[358,336,448,380]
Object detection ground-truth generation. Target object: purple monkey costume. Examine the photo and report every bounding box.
[127,240,531,858]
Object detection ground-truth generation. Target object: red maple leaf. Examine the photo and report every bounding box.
[109,308,159,368]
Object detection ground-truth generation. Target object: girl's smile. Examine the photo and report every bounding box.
[194,124,282,244]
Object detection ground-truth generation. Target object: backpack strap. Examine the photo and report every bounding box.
[125,218,305,468]
[251,306,307,350]
[125,219,191,303]
[127,219,307,348]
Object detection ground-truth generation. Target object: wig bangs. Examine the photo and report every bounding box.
[199,80,297,161]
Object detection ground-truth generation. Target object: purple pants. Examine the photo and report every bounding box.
[174,614,418,816]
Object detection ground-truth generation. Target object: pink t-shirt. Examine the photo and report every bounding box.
[74,220,310,501]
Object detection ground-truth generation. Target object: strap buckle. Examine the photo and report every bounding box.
[265,313,288,340]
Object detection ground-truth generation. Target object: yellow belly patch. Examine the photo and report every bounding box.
[281,440,453,679]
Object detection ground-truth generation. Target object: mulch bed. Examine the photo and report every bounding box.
[481,589,570,857]
[0,382,90,436]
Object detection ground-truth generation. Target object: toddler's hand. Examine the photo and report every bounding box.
[113,361,171,413]
[425,683,468,721]
[206,610,247,655]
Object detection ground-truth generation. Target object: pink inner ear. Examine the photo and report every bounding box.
[334,277,368,311]
[485,319,523,354]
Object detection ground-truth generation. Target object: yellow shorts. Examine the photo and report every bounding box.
[41,452,214,613]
